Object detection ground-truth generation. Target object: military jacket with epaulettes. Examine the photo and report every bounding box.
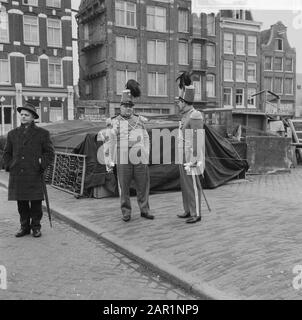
[178,107,205,174]
[104,114,150,165]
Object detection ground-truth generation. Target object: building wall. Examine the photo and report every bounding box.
[296,73,302,117]
[77,0,192,117]
[0,0,74,135]
[77,4,297,123]
[218,11,262,111]
[260,22,296,117]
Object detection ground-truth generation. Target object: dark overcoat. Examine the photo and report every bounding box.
[3,122,55,201]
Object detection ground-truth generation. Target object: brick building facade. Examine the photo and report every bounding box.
[77,0,192,118]
[76,2,296,133]
[260,21,296,117]
[0,0,74,136]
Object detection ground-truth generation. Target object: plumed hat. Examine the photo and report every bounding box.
[126,79,141,98]
[120,89,134,106]
[180,85,195,104]
[176,72,192,91]
[17,103,39,119]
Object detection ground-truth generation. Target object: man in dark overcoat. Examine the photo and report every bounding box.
[3,104,54,237]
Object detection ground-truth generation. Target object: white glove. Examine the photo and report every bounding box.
[106,161,115,173]
[184,162,193,173]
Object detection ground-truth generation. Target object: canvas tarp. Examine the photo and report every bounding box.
[47,120,249,196]
[1,120,249,195]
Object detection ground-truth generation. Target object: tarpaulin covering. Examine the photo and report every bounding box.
[51,120,249,195]
[73,133,117,197]
[1,120,248,195]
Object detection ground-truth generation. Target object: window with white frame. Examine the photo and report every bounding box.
[47,19,62,47]
[247,63,256,82]
[264,77,273,91]
[83,24,89,46]
[275,38,283,51]
[147,40,166,65]
[235,10,247,20]
[22,0,38,6]
[23,15,39,45]
[178,40,188,65]
[0,10,9,43]
[224,33,233,54]
[148,72,167,96]
[274,57,283,71]
[192,42,201,65]
[25,61,40,85]
[206,74,215,98]
[48,57,62,86]
[274,77,283,94]
[115,0,136,28]
[146,6,166,32]
[116,36,137,62]
[236,34,245,55]
[49,100,63,122]
[223,87,232,106]
[236,61,245,82]
[116,70,137,95]
[0,59,10,84]
[178,9,189,33]
[285,58,293,72]
[264,56,272,70]
[207,14,215,35]
[206,44,215,66]
[193,77,202,101]
[46,0,61,7]
[284,78,293,95]
[247,88,256,108]
[235,88,244,107]
[224,60,233,81]
[247,36,257,55]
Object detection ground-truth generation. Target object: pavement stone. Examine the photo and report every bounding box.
[1,168,302,299]
[0,188,196,300]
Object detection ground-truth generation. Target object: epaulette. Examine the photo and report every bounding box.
[105,118,112,126]
[139,115,148,123]
[190,110,203,120]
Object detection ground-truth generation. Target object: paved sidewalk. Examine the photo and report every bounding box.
[1,169,302,300]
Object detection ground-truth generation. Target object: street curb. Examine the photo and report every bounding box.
[49,204,241,300]
[0,176,242,300]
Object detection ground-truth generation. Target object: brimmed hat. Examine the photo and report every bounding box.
[179,85,195,104]
[17,103,39,119]
[120,89,134,106]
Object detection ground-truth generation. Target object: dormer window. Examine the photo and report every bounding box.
[275,38,283,51]
[234,10,247,20]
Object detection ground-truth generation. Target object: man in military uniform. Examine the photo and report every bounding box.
[104,86,154,222]
[176,85,205,224]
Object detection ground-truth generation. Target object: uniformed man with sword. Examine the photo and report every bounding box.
[176,74,207,224]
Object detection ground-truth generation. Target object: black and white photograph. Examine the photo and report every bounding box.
[0,0,302,308]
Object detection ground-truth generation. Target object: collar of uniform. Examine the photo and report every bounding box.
[180,105,194,116]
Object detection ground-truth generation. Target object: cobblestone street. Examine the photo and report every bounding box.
[0,187,197,300]
[2,168,302,299]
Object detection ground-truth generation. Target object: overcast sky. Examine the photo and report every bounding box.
[71,0,302,84]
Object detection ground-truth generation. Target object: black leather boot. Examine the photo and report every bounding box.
[15,228,31,238]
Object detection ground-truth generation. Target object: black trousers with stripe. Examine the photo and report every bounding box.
[179,165,202,217]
